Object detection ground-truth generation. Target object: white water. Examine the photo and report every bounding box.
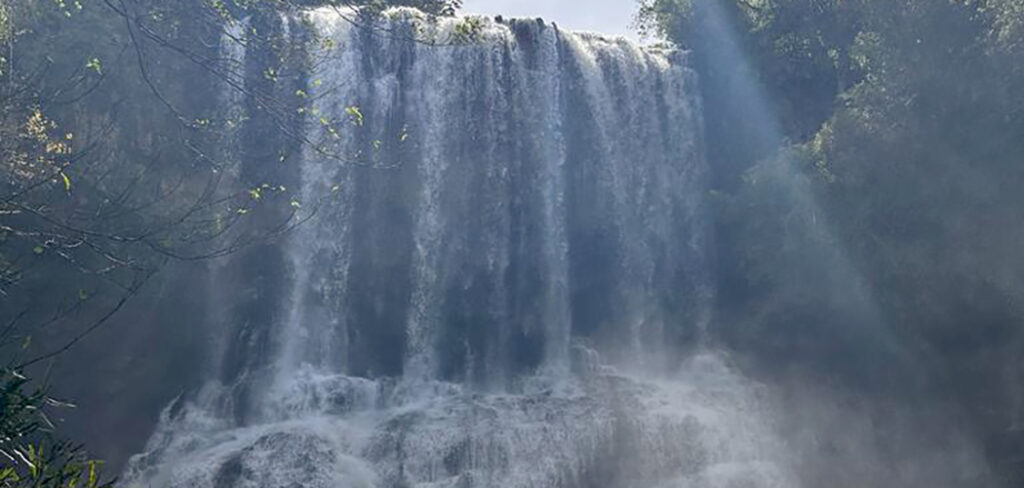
[123,8,795,487]
[125,351,798,487]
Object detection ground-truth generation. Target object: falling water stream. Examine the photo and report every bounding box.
[123,8,799,487]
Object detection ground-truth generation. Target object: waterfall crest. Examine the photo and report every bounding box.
[123,8,793,487]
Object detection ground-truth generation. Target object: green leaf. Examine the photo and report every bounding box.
[60,171,72,193]
[87,460,100,486]
[32,246,44,255]
[25,445,38,476]
[345,106,364,126]
[0,467,18,481]
[85,57,102,75]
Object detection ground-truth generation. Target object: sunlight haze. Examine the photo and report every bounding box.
[8,0,1021,485]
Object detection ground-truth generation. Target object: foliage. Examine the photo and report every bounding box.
[641,0,1024,483]
[0,370,110,487]
[0,0,462,475]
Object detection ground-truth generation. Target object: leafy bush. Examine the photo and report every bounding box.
[1,370,110,488]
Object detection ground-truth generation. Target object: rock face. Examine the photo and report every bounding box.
[125,352,797,488]
[123,7,798,488]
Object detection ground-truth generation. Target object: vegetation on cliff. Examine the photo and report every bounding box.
[640,0,1024,483]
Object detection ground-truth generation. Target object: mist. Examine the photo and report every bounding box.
[2,0,1023,486]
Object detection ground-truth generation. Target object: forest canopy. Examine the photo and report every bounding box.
[639,0,1024,484]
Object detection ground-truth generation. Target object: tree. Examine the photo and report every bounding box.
[1,0,470,479]
[639,0,1024,483]
[0,0,302,481]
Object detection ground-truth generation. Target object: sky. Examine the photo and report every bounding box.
[460,0,641,40]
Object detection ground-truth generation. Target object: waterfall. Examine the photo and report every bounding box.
[122,8,793,487]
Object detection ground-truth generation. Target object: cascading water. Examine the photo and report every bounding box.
[123,8,797,487]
